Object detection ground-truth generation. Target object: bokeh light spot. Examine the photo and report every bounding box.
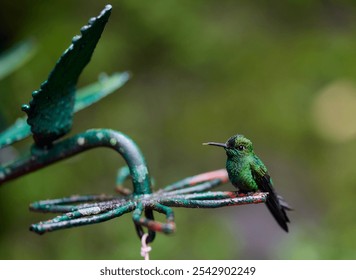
[312,80,356,142]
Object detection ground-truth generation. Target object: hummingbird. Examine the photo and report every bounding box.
[204,134,291,232]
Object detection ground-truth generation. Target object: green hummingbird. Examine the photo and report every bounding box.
[204,134,291,232]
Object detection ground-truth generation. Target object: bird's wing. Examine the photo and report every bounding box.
[21,5,112,147]
[250,156,290,232]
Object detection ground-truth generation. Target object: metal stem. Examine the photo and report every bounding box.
[0,129,152,195]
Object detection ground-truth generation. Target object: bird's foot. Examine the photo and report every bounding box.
[236,191,257,197]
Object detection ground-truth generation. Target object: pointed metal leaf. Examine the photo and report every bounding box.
[22,5,112,147]
[0,71,128,150]
[74,71,130,112]
[0,39,36,80]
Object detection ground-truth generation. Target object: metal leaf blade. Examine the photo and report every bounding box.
[74,71,130,112]
[0,71,128,150]
[0,39,36,80]
[22,5,112,147]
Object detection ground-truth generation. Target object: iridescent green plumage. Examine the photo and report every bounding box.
[204,134,291,232]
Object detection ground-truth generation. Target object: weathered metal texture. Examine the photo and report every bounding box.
[0,72,129,150]
[29,167,268,243]
[0,5,269,245]
[22,5,112,147]
[0,5,130,183]
[0,129,152,195]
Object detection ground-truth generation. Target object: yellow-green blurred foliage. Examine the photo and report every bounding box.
[0,0,355,259]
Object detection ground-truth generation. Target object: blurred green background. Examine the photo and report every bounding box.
[0,0,355,259]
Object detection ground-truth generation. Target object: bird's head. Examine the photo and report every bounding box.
[203,134,253,158]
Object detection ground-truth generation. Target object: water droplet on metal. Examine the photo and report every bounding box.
[72,35,81,43]
[21,104,30,112]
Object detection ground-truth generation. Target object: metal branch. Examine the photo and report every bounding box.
[30,202,135,234]
[0,129,152,195]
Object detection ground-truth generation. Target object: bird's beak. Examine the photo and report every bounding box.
[202,142,227,148]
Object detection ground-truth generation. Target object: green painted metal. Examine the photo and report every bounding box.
[0,129,152,196]
[0,72,129,150]
[29,168,267,241]
[22,5,112,147]
[0,39,36,80]
[0,5,269,246]
[0,117,30,149]
[74,72,130,112]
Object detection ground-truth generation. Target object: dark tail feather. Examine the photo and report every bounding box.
[265,193,291,232]
[251,170,292,232]
[277,194,293,211]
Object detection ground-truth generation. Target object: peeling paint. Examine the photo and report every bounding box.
[78,206,101,216]
[96,132,104,140]
[109,138,117,146]
[77,137,85,145]
[135,164,148,183]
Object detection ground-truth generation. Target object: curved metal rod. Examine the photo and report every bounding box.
[0,128,156,242]
[0,129,152,195]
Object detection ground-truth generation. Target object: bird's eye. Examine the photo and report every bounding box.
[237,145,245,151]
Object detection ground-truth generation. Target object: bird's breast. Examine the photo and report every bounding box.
[226,159,254,192]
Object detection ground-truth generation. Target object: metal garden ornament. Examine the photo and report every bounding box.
[0,5,271,253]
